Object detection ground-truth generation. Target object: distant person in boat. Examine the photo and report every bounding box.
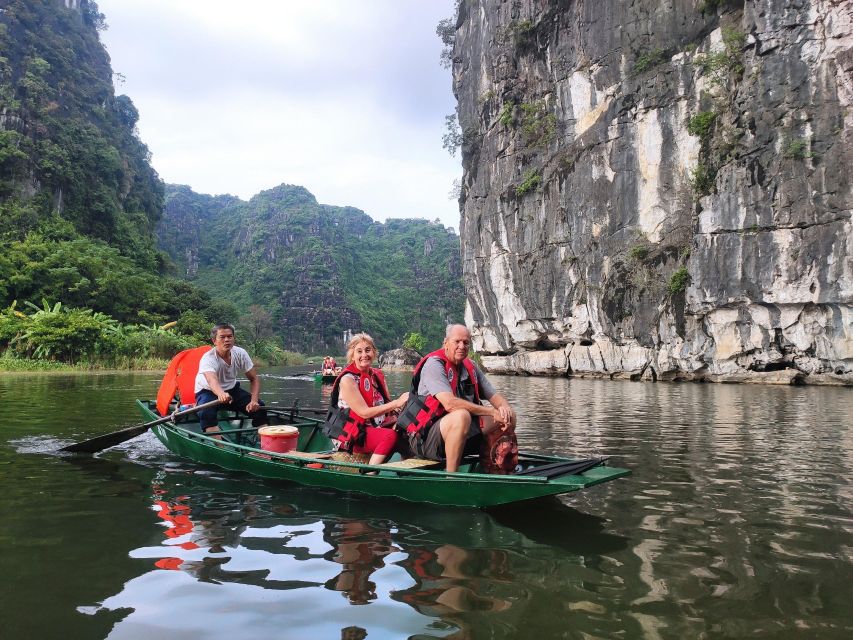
[323,333,409,465]
[329,356,341,377]
[194,323,268,436]
[397,324,516,472]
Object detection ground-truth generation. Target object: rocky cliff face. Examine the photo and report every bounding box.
[452,0,852,384]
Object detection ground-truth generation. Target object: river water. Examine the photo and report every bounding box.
[0,369,851,639]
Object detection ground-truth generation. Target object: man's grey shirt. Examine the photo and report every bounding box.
[417,357,496,403]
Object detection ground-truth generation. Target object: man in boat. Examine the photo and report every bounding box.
[398,324,516,472]
[193,323,268,436]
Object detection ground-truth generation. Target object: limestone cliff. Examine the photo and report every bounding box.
[452,0,852,384]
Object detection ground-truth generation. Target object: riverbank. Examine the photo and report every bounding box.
[0,355,170,373]
[482,353,853,386]
[0,351,310,373]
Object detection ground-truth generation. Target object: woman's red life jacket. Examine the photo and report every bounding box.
[322,363,391,450]
[396,349,480,438]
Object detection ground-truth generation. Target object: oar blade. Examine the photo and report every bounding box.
[59,399,220,454]
[60,424,151,453]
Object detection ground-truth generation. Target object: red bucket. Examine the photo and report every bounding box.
[258,425,299,453]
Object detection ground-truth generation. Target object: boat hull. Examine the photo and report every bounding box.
[137,400,629,508]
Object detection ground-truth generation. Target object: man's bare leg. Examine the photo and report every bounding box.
[439,410,472,472]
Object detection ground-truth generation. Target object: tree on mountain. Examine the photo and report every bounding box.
[239,305,274,351]
[402,331,426,354]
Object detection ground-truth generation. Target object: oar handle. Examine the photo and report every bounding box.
[159,399,222,424]
[268,406,327,416]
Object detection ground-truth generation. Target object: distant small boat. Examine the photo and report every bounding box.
[134,400,630,508]
[313,369,339,384]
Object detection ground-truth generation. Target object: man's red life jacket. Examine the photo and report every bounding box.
[397,349,480,438]
[322,363,391,450]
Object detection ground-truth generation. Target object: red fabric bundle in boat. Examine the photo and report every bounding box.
[480,429,519,474]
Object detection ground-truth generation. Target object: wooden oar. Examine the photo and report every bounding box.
[516,457,607,479]
[60,400,221,454]
[268,406,328,416]
[268,399,329,417]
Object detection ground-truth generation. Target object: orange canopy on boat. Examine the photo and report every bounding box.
[155,345,212,416]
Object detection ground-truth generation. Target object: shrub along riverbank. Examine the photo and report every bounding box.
[0,353,172,372]
[0,300,306,371]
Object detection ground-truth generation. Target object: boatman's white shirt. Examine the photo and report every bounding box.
[194,346,254,394]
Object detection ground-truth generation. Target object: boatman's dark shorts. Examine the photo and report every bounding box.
[194,382,267,431]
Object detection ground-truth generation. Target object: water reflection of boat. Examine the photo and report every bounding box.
[142,470,629,571]
[490,496,628,554]
[322,518,393,605]
[135,399,630,508]
[88,465,630,639]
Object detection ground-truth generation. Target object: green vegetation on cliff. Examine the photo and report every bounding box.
[160,184,464,353]
[0,0,161,264]
[0,1,228,333]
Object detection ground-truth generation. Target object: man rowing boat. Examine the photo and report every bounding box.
[194,322,269,436]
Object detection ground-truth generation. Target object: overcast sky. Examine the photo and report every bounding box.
[96,0,462,230]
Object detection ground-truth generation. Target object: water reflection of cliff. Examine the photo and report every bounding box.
[95,469,627,639]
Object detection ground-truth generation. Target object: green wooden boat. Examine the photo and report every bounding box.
[136,400,630,508]
[313,372,336,384]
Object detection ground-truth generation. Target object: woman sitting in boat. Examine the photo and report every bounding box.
[323,333,408,465]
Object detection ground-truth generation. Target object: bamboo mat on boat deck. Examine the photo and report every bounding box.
[327,451,370,473]
[248,451,374,471]
[378,458,441,470]
[261,451,440,472]
[329,454,441,472]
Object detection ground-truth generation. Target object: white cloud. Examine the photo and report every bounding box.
[97,0,461,230]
